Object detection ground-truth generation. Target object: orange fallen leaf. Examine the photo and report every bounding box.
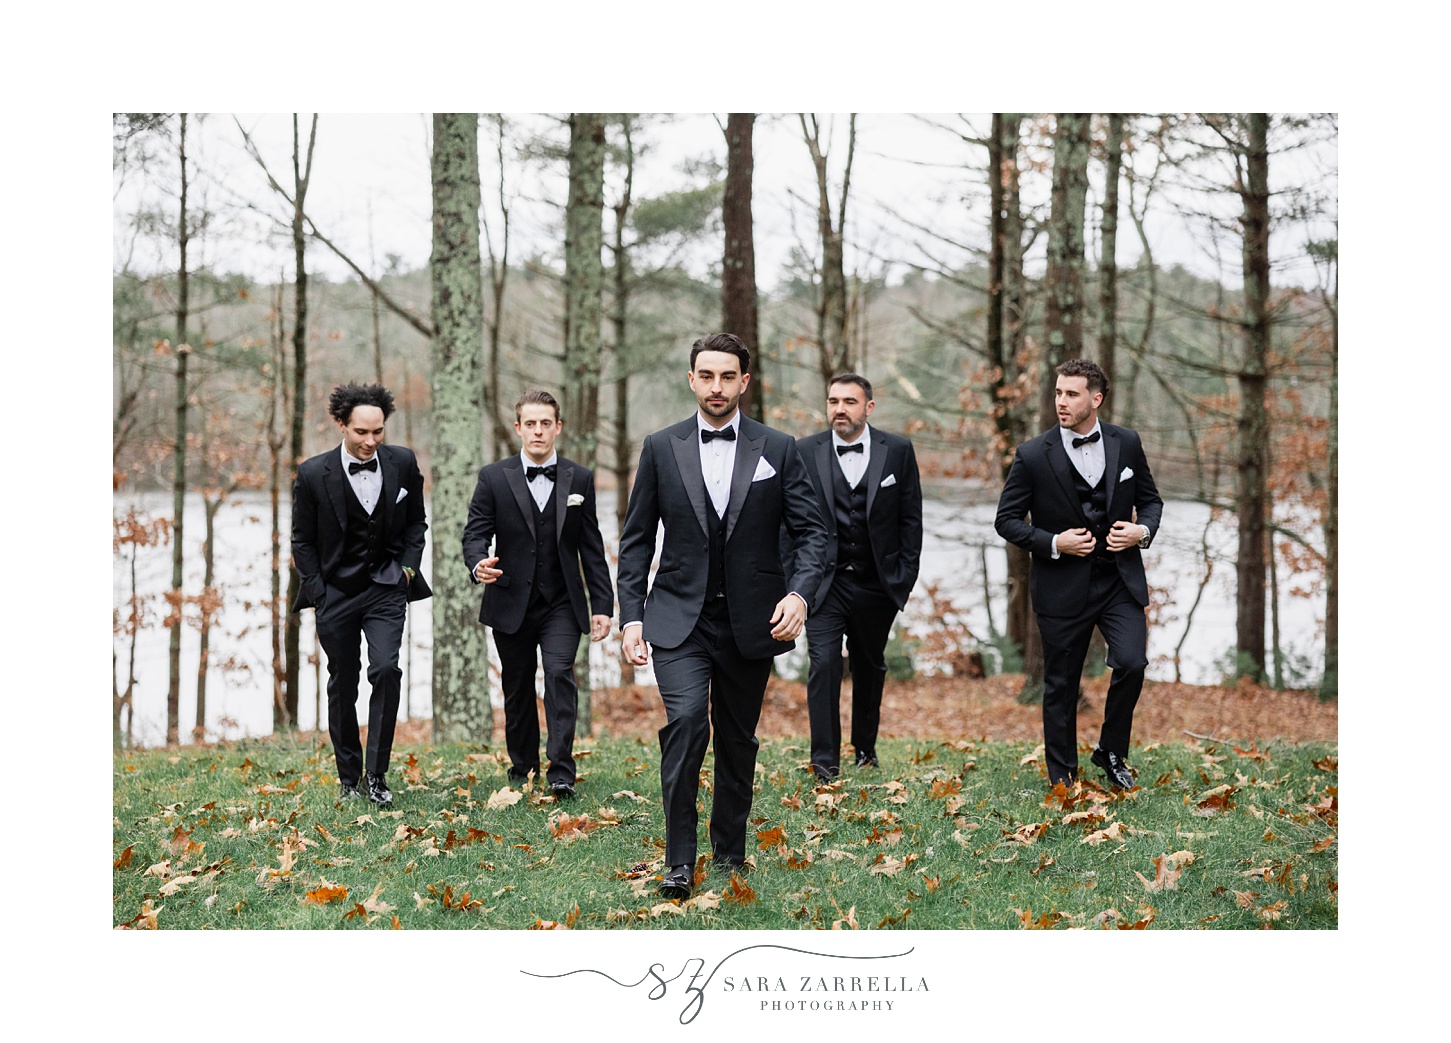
[1310,835,1335,853]
[929,778,962,798]
[877,908,912,928]
[113,846,134,871]
[723,872,758,906]
[757,825,787,849]
[304,884,349,905]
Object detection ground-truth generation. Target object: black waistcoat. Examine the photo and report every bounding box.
[334,480,388,595]
[704,489,728,601]
[1068,463,1112,561]
[530,488,567,607]
[831,459,878,582]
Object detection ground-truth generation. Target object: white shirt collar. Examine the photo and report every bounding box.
[1060,420,1102,448]
[696,411,742,437]
[831,422,872,449]
[520,450,559,472]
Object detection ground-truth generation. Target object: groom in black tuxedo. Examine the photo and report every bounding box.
[790,373,923,781]
[462,388,614,799]
[994,359,1163,790]
[291,382,431,807]
[618,333,828,900]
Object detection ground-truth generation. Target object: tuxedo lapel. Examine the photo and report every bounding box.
[1043,431,1087,525]
[813,437,836,529]
[1103,425,1122,509]
[864,429,887,515]
[503,458,537,540]
[321,450,349,532]
[554,461,574,545]
[669,423,711,539]
[379,447,398,530]
[725,422,765,543]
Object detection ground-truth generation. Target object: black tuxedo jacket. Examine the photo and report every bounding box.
[617,414,829,660]
[993,422,1164,617]
[788,427,924,612]
[289,443,432,612]
[460,454,614,635]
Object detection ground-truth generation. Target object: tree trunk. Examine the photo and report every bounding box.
[1320,265,1338,700]
[1098,114,1123,420]
[195,492,221,743]
[723,113,762,422]
[801,113,855,390]
[165,114,192,746]
[484,114,514,457]
[268,281,286,731]
[282,114,317,732]
[430,112,492,744]
[564,113,606,473]
[1040,113,1091,429]
[1235,113,1270,681]
[610,117,637,684]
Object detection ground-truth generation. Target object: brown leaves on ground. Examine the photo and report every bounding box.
[1082,821,1129,846]
[722,873,758,906]
[304,883,349,905]
[1193,784,1237,815]
[548,811,614,844]
[113,845,135,871]
[115,900,162,930]
[1014,907,1062,930]
[427,882,484,912]
[1136,855,1184,892]
[1003,822,1050,845]
[1310,835,1336,853]
[757,825,788,850]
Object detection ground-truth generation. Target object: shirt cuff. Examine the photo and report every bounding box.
[1050,534,1060,560]
[621,620,643,633]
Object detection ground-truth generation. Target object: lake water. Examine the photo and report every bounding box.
[113,488,1326,747]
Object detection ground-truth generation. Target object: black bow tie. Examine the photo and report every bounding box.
[836,443,864,455]
[526,464,557,481]
[1071,431,1101,449]
[348,458,378,475]
[700,427,736,444]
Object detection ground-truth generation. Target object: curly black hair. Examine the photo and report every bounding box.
[328,382,396,424]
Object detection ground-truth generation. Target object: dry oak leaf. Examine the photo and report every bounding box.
[1014,907,1061,930]
[780,791,804,811]
[869,810,902,824]
[869,855,909,877]
[145,860,172,880]
[114,845,135,871]
[362,883,395,915]
[1310,835,1336,854]
[831,905,860,930]
[413,892,434,910]
[1020,745,1045,766]
[158,873,199,897]
[1136,855,1183,892]
[1091,908,1123,926]
[609,790,650,804]
[723,873,758,906]
[530,919,568,930]
[684,891,722,911]
[757,825,788,849]
[549,812,602,843]
[1062,805,1108,826]
[649,902,687,917]
[1082,822,1129,846]
[1004,822,1050,845]
[116,900,162,930]
[1233,890,1261,909]
[865,826,904,846]
[487,787,524,810]
[882,781,911,805]
[929,778,962,799]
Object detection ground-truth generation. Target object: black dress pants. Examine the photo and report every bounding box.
[316,580,408,786]
[651,599,773,866]
[490,595,583,786]
[805,570,898,776]
[1036,561,1148,785]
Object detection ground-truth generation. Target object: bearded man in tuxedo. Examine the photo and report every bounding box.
[994,359,1163,790]
[618,333,829,900]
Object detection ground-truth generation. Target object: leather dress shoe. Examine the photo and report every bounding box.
[365,772,393,806]
[338,781,360,801]
[550,781,576,799]
[1090,747,1136,789]
[854,750,878,769]
[812,764,840,784]
[658,864,693,900]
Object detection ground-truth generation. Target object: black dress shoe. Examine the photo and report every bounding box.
[550,781,576,799]
[658,864,693,900]
[365,772,393,806]
[812,764,840,784]
[338,781,360,801]
[854,750,878,769]
[1090,747,1136,789]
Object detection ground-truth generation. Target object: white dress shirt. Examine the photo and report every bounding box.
[831,423,872,489]
[698,412,741,517]
[521,450,558,511]
[341,444,381,515]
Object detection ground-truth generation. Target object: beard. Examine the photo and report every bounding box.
[698,391,740,418]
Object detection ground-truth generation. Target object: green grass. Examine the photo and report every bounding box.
[112,734,1337,930]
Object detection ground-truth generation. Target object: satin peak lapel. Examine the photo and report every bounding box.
[503,460,537,540]
[322,452,349,531]
[670,426,710,539]
[554,462,574,544]
[864,430,887,515]
[379,449,398,530]
[813,438,836,532]
[1044,432,1087,525]
[725,424,765,543]
[1103,427,1122,509]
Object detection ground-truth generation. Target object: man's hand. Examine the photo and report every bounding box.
[1056,528,1097,557]
[622,623,650,665]
[473,557,502,584]
[1106,521,1146,553]
[589,614,611,642]
[769,593,807,642]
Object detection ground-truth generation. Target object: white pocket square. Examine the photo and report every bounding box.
[752,457,777,482]
[396,488,408,503]
[567,493,584,507]
[1119,466,1134,481]
[880,473,897,488]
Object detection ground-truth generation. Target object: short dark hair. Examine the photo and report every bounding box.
[514,388,561,423]
[827,372,873,401]
[689,332,751,374]
[329,382,396,424]
[1056,358,1109,397]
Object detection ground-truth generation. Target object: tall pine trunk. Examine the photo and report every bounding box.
[282,114,317,732]
[723,113,762,422]
[1235,113,1270,681]
[430,113,492,743]
[166,112,190,746]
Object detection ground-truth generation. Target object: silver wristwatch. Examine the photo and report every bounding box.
[1137,525,1151,549]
